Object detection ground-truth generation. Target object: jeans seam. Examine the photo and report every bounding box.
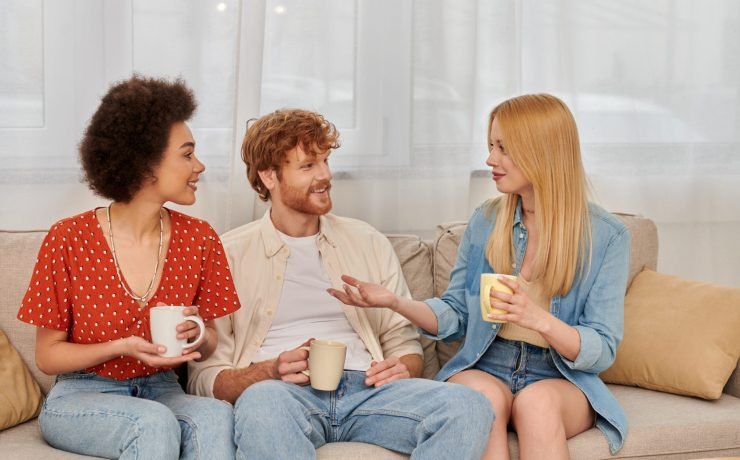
[351,409,425,422]
[177,414,201,460]
[42,408,141,459]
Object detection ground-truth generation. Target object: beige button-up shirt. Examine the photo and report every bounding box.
[188,210,422,397]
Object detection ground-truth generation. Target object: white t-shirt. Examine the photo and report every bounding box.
[252,230,373,371]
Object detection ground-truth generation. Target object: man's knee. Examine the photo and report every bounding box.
[234,380,298,425]
[183,397,235,434]
[439,383,495,426]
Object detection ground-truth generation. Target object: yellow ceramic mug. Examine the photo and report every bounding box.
[480,274,517,323]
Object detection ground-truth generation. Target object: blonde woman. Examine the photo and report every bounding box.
[329,94,629,459]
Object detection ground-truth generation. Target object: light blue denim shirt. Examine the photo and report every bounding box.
[424,199,630,454]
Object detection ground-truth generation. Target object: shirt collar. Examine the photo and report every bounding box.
[512,196,525,228]
[259,208,338,258]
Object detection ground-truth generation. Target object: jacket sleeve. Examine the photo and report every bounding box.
[560,224,631,374]
[422,209,481,341]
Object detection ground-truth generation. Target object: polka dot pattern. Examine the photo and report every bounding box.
[17,208,241,380]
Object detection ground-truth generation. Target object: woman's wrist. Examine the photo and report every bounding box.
[113,336,131,358]
[389,295,405,313]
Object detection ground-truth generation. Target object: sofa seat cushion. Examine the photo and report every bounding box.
[317,441,408,459]
[318,386,740,460]
[596,384,740,459]
[0,420,102,459]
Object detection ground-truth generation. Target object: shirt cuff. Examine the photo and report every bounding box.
[560,326,602,371]
[419,298,459,340]
[187,363,228,398]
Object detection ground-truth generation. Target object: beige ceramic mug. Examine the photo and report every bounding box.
[150,306,206,358]
[300,340,347,391]
[480,274,517,323]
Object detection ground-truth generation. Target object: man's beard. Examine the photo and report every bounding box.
[278,179,332,216]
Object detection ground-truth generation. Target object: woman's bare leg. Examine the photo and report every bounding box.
[510,379,594,460]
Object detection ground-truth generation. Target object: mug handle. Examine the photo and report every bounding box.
[183,315,206,349]
[299,346,311,376]
[482,284,493,313]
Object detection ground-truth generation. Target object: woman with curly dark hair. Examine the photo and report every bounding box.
[17,75,240,459]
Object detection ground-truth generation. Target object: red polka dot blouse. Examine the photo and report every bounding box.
[17,208,241,380]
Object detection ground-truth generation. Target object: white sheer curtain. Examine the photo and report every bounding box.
[1,0,739,288]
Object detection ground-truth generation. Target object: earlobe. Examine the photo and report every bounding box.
[258,169,276,191]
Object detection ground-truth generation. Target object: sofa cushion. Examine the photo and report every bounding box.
[612,213,659,288]
[0,230,56,394]
[430,222,467,367]
[386,234,439,378]
[0,330,43,431]
[726,362,740,399]
[601,269,740,399]
[0,420,101,459]
[600,384,740,458]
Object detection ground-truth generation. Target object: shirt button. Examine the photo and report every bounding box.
[519,233,524,239]
[275,274,282,280]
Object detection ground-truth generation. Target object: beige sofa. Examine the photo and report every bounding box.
[2,213,739,459]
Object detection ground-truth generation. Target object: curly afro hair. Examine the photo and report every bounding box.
[79,75,197,202]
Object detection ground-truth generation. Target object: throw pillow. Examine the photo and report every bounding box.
[0,329,43,430]
[600,269,740,399]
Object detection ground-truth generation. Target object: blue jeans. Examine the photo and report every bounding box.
[39,370,235,460]
[475,337,563,393]
[233,371,492,459]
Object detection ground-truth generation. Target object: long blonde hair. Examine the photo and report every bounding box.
[485,94,591,296]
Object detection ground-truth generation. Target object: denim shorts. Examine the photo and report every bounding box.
[474,337,563,393]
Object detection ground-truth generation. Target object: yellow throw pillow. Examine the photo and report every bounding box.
[601,269,740,399]
[0,329,43,430]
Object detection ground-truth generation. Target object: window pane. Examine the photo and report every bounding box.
[261,0,356,127]
[0,0,43,127]
[132,0,240,171]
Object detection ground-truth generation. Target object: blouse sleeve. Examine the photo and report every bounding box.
[17,225,73,332]
[193,226,241,321]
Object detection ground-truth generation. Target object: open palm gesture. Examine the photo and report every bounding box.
[327,275,399,311]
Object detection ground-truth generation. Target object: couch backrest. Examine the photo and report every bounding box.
[431,213,659,298]
[3,216,738,397]
[385,234,440,378]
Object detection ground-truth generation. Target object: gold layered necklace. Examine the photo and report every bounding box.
[106,204,164,304]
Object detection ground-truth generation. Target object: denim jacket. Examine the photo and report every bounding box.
[424,199,630,454]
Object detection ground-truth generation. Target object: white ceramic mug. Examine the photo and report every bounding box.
[480,274,517,323]
[150,306,206,358]
[300,340,347,391]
